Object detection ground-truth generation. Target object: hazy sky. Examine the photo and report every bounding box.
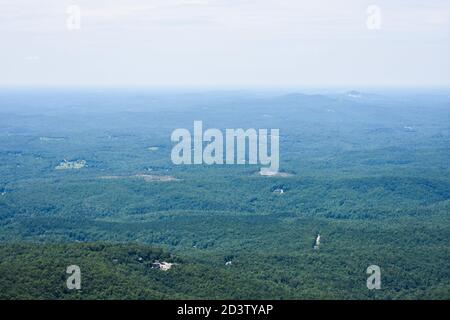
[1,0,449,87]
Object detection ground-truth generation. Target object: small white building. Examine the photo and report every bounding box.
[152,261,174,271]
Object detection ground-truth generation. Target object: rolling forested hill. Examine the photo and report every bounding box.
[0,89,449,299]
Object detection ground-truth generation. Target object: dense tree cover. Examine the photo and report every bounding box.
[1,240,448,300]
[0,90,449,299]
